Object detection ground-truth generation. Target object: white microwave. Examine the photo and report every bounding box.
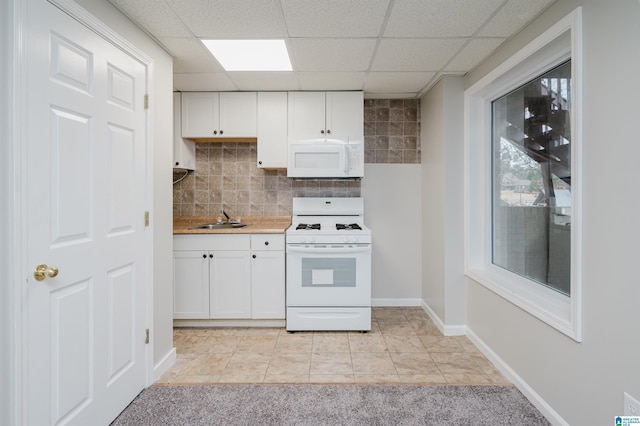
[287,139,364,178]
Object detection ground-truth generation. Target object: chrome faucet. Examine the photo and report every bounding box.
[222,209,231,223]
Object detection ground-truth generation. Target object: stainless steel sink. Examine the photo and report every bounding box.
[191,222,248,230]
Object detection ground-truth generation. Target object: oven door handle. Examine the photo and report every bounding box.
[286,245,371,254]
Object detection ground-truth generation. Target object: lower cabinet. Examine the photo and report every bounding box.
[173,234,284,320]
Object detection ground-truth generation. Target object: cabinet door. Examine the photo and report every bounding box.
[173,92,195,169]
[210,250,251,318]
[257,92,288,168]
[181,92,219,138]
[173,251,210,319]
[326,91,364,142]
[251,250,285,319]
[219,92,257,137]
[288,91,326,141]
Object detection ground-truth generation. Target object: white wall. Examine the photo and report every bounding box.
[362,164,422,305]
[73,0,175,379]
[461,1,640,424]
[421,76,466,330]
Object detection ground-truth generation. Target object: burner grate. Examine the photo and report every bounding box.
[296,223,321,230]
[336,223,362,231]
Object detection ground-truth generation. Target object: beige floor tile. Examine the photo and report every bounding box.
[309,374,355,383]
[390,352,441,375]
[312,333,350,352]
[351,352,397,375]
[378,321,418,336]
[266,353,311,375]
[164,308,509,387]
[310,352,353,375]
[201,335,242,353]
[419,335,464,353]
[236,335,277,353]
[273,333,313,353]
[444,373,494,385]
[384,335,426,352]
[430,352,486,375]
[222,353,271,376]
[348,333,388,353]
[178,353,231,376]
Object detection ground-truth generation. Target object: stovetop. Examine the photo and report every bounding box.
[287,197,371,244]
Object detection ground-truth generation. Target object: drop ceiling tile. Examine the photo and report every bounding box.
[281,0,390,37]
[383,0,505,37]
[108,0,192,37]
[165,0,286,38]
[226,72,300,91]
[364,72,436,95]
[173,73,238,92]
[297,72,367,91]
[443,38,506,72]
[477,0,556,37]
[289,39,377,72]
[371,38,466,72]
[159,37,225,73]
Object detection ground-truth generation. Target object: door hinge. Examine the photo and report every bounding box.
[144,211,150,227]
[145,328,150,344]
[144,94,149,110]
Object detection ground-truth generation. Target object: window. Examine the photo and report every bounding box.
[465,9,582,341]
[492,60,572,296]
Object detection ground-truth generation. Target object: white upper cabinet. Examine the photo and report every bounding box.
[288,91,363,142]
[257,92,288,169]
[173,92,195,169]
[181,92,257,139]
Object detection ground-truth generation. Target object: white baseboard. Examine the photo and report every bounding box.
[420,300,466,336]
[152,347,176,383]
[465,328,568,426]
[371,298,422,307]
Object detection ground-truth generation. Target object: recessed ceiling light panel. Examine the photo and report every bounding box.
[201,39,293,71]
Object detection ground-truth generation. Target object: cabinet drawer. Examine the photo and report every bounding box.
[250,234,284,251]
[174,234,250,251]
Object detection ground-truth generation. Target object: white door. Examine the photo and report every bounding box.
[26,1,148,424]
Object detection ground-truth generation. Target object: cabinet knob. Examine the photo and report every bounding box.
[264,241,269,246]
[327,129,331,134]
[252,254,257,259]
[219,130,224,135]
[209,253,213,258]
[320,130,325,134]
[258,160,262,165]
[202,254,207,258]
[175,161,179,166]
[213,130,218,135]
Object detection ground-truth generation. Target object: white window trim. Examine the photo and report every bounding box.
[464,8,583,341]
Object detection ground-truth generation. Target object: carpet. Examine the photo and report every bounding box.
[110,384,550,426]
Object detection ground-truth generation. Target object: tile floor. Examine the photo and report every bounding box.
[157,307,511,386]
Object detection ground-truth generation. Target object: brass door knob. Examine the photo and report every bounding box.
[33,264,59,281]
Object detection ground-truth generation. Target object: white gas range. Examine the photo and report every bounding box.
[286,197,372,331]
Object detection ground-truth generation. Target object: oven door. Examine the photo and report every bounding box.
[286,244,371,306]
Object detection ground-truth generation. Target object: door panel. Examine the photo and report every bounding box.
[26,1,148,424]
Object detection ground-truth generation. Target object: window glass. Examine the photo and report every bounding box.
[491,60,572,295]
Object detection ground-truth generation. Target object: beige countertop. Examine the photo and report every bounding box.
[173,215,291,235]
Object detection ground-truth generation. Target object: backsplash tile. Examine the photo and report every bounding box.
[364,99,421,164]
[173,143,360,217]
[174,98,421,216]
